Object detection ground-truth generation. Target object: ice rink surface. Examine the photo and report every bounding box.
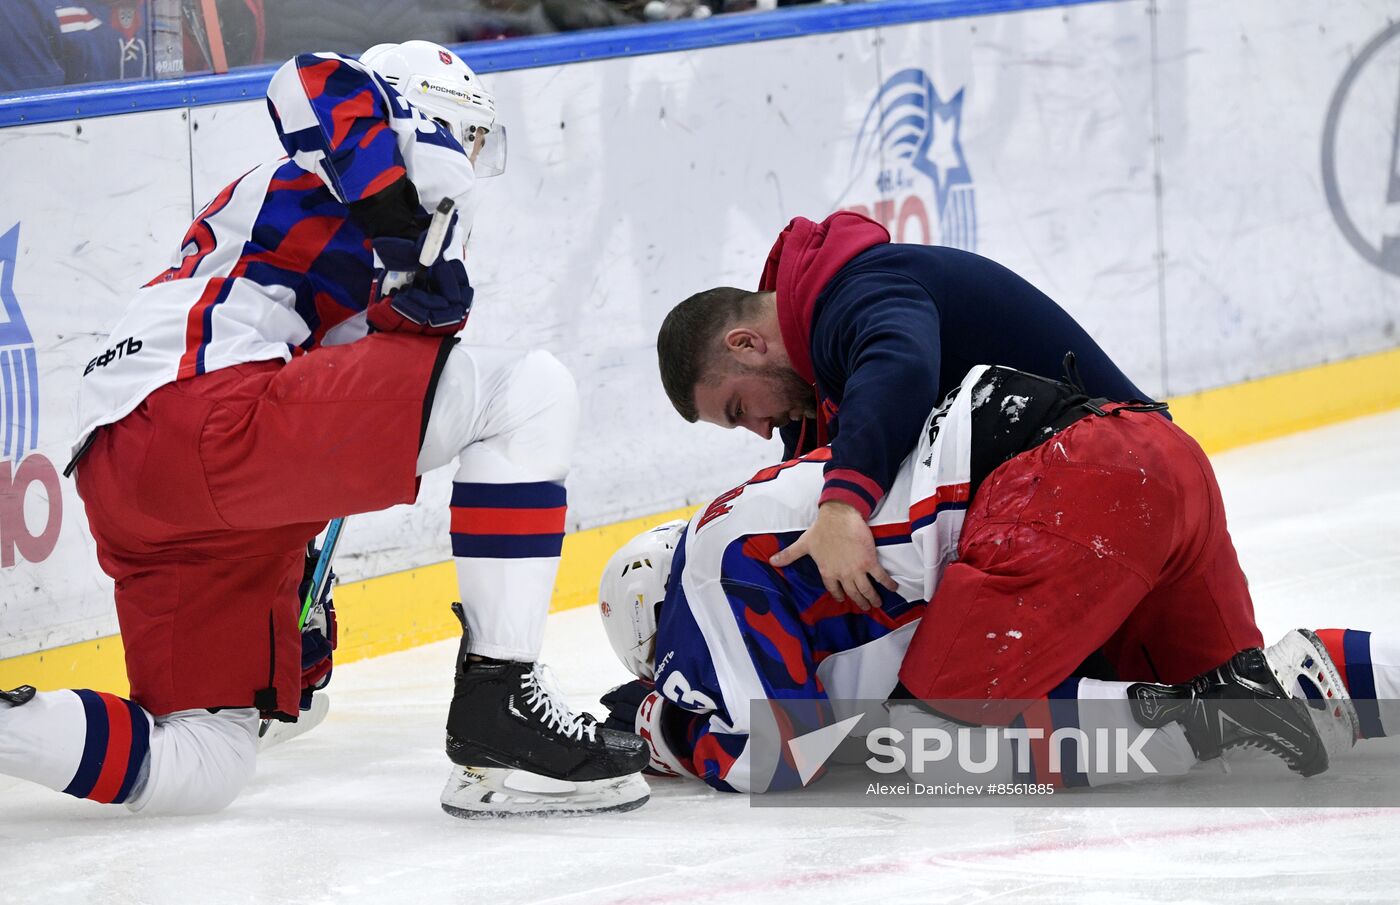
[4,411,1400,905]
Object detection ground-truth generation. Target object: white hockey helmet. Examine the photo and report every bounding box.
[360,40,507,177]
[598,520,687,681]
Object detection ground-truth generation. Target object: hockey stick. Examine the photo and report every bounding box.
[260,198,456,741]
[259,519,343,741]
[298,517,344,631]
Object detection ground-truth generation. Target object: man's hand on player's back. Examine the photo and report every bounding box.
[769,500,897,610]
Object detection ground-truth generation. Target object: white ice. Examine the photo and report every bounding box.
[4,411,1400,904]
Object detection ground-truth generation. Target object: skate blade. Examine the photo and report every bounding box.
[440,765,650,819]
[1266,629,1359,759]
[257,694,330,751]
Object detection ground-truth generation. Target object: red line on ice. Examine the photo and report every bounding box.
[596,807,1392,905]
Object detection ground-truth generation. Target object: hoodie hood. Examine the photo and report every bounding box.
[758,211,889,384]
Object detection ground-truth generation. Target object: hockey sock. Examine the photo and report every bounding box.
[0,689,151,805]
[417,347,578,664]
[1314,629,1396,739]
[449,480,567,661]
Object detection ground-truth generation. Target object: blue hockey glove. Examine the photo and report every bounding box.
[368,256,473,335]
[370,234,424,273]
[601,679,653,733]
[368,210,473,336]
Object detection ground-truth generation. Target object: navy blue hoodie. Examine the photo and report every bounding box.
[761,212,1156,518]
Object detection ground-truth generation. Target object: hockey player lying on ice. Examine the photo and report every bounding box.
[598,364,1393,793]
[0,42,646,819]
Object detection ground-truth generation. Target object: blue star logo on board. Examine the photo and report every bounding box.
[0,223,40,464]
[0,222,62,569]
[846,69,978,251]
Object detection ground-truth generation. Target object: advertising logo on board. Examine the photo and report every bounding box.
[1322,21,1400,278]
[0,223,62,568]
[846,68,977,251]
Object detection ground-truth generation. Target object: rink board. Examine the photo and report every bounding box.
[1,0,1398,677]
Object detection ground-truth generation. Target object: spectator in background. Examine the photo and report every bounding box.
[544,0,829,30]
[182,0,265,74]
[0,0,847,93]
[0,0,151,92]
[632,0,826,24]
[542,0,641,31]
[259,0,548,61]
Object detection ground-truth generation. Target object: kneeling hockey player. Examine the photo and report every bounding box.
[0,41,646,818]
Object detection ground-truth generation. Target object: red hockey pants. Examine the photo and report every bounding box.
[897,407,1262,720]
[75,334,449,718]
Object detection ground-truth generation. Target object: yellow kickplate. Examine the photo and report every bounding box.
[0,506,699,693]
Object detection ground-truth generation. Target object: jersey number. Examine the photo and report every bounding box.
[661,671,718,712]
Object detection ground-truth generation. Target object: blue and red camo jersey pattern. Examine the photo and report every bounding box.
[145,54,469,364]
[653,527,925,793]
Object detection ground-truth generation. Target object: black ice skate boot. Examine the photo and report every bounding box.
[1,686,36,706]
[1128,630,1357,777]
[444,604,648,782]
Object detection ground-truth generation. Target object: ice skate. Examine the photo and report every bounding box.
[256,693,331,751]
[1,686,36,706]
[444,604,649,783]
[1128,629,1356,777]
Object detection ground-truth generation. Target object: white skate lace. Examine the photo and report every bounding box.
[521,664,597,743]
